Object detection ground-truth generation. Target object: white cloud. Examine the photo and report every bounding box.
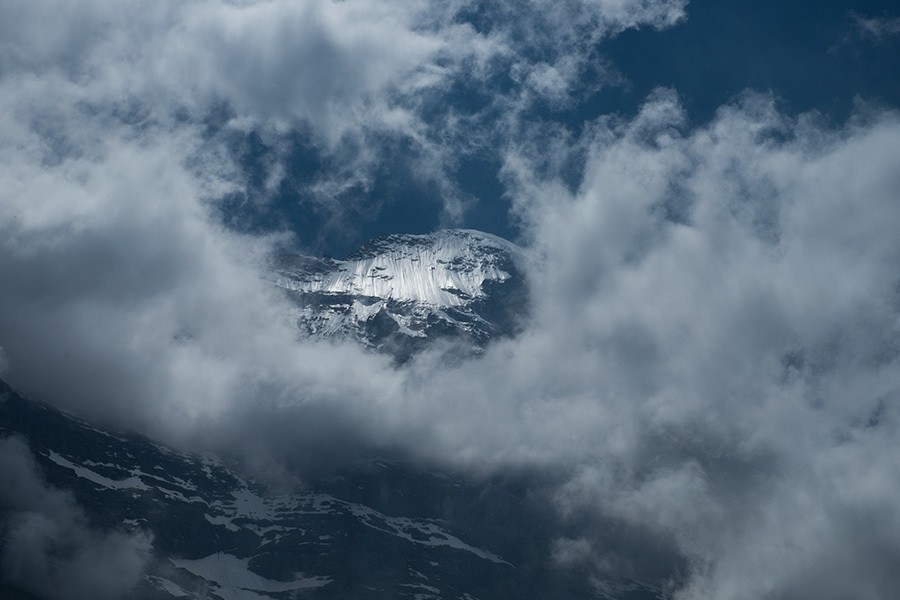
[2,91,899,597]
[1,0,685,142]
[0,0,454,143]
[2,1,899,597]
[0,0,689,226]
[0,111,400,441]
[853,12,900,42]
[578,0,687,32]
[489,92,900,598]
[0,0,694,437]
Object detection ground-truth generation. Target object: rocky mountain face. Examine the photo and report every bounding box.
[269,230,531,361]
[0,380,666,600]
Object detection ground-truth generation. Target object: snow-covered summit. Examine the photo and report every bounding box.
[277,229,524,306]
[270,230,530,359]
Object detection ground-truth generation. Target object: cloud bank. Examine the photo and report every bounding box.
[494,91,900,599]
[1,1,900,599]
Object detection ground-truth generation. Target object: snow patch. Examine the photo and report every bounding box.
[343,501,510,565]
[47,451,149,491]
[205,514,241,532]
[147,576,190,597]
[172,552,330,600]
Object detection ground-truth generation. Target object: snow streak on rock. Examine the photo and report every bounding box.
[270,230,531,359]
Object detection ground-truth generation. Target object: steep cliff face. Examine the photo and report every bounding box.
[270,230,531,360]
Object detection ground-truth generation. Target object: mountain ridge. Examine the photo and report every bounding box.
[270,229,531,360]
[0,378,671,600]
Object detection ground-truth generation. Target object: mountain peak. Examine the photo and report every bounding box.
[270,229,529,359]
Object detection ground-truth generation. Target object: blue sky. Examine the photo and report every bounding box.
[607,0,899,119]
[217,0,900,258]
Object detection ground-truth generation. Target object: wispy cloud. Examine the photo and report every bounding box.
[0,437,151,600]
[853,12,900,42]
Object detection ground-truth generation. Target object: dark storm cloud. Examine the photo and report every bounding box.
[0,437,151,600]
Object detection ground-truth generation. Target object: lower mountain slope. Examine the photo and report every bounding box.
[0,380,667,600]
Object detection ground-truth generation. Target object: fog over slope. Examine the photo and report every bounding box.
[1,1,900,599]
